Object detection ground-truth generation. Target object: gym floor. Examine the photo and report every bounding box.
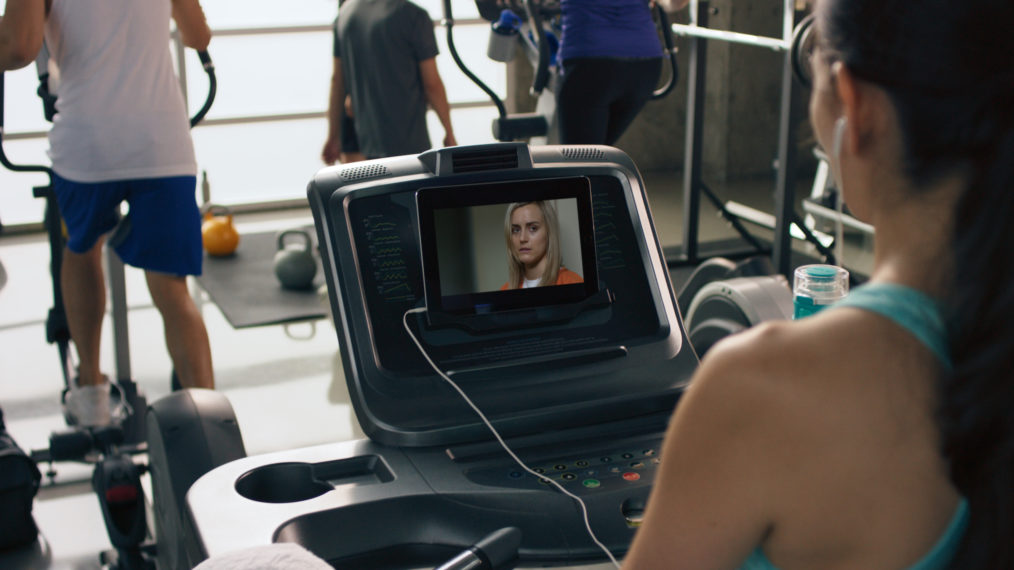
[0,170,872,569]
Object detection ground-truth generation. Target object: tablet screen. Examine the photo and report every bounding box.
[416,177,598,327]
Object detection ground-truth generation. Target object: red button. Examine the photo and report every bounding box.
[622,472,640,482]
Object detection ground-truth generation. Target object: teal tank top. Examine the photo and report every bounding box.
[832,282,951,368]
[739,500,968,570]
[740,282,967,569]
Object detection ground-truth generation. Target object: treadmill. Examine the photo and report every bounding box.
[185,142,698,568]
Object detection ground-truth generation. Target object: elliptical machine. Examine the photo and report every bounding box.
[444,0,679,144]
[1,44,246,570]
[677,256,794,357]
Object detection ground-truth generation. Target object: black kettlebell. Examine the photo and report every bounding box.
[273,229,317,290]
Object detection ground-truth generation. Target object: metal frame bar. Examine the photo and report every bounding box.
[2,18,499,234]
[674,3,708,266]
[0,100,499,144]
[771,39,801,277]
[669,24,788,51]
[682,0,794,47]
[5,17,492,145]
[106,248,132,382]
[668,0,803,279]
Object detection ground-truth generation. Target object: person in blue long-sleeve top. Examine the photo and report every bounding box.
[555,0,687,144]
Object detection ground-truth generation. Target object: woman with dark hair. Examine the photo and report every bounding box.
[500,201,582,290]
[623,0,1014,567]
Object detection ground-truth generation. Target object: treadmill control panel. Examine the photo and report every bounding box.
[464,439,663,495]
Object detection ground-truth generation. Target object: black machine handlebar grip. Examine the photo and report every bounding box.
[444,0,508,119]
[651,4,680,100]
[434,527,522,570]
[35,42,58,122]
[189,50,217,127]
[0,72,53,175]
[790,13,816,90]
[523,0,552,96]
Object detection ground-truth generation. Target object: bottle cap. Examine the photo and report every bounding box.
[793,264,849,319]
[803,265,838,281]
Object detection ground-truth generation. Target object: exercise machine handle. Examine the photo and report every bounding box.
[35,42,58,122]
[434,527,522,570]
[523,0,551,96]
[0,72,52,176]
[443,0,508,119]
[651,3,680,100]
[189,49,217,127]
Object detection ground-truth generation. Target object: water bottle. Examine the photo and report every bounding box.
[487,10,521,63]
[793,264,849,319]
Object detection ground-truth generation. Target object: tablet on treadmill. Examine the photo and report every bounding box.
[416,176,599,330]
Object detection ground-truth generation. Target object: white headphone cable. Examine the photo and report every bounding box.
[831,117,848,267]
[402,307,622,569]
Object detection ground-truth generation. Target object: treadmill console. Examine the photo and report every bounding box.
[309,143,694,447]
[186,143,698,568]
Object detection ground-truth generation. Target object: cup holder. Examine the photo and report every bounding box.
[235,462,332,504]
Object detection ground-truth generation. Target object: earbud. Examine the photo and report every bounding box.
[830,116,848,265]
[832,117,847,162]
[830,117,848,192]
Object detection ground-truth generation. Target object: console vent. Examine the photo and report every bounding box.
[340,163,390,182]
[561,147,607,161]
[452,148,519,173]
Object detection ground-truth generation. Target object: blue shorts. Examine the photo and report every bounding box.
[52,174,203,276]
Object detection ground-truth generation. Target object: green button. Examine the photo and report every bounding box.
[582,479,601,488]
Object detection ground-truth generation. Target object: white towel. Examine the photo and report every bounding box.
[193,543,333,569]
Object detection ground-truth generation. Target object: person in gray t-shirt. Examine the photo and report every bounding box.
[322,0,456,162]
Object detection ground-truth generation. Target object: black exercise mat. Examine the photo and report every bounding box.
[196,229,328,329]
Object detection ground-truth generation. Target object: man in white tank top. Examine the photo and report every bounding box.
[1,0,215,426]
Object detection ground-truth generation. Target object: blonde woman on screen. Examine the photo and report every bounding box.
[500,201,583,290]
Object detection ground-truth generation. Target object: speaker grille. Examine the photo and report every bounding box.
[340,163,390,182]
[561,147,606,161]
[452,148,519,172]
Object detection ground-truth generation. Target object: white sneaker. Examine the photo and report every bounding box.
[107,381,131,425]
[65,381,112,427]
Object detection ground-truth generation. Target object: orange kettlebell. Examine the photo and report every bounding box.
[201,204,240,257]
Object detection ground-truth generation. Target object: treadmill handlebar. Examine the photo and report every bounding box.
[434,527,522,570]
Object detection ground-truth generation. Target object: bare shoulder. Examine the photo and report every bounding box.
[686,318,818,409]
[628,311,952,568]
[675,307,938,489]
[669,316,842,476]
[699,318,799,376]
[697,308,877,392]
[625,320,825,567]
[674,311,883,457]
